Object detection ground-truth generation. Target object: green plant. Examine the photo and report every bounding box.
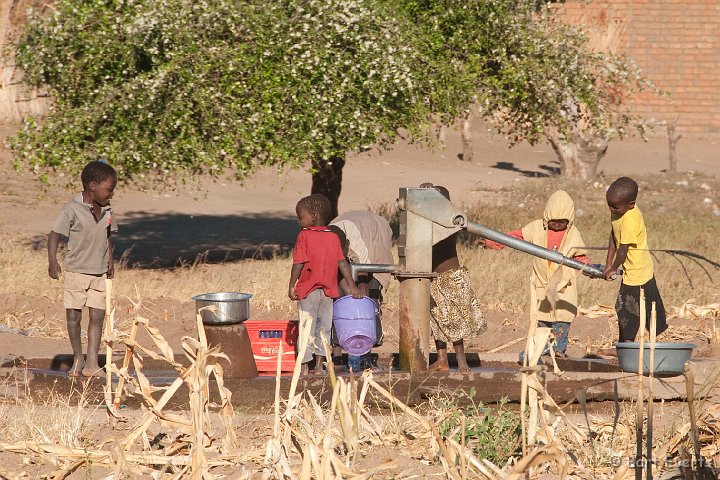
[434,390,522,466]
[13,0,650,212]
[12,1,436,186]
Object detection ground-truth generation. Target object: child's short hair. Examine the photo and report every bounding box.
[81,160,117,189]
[607,177,638,202]
[296,194,332,224]
[434,185,451,200]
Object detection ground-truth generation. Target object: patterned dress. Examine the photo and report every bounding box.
[430,266,487,343]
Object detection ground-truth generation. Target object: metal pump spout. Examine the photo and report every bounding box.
[400,186,603,278]
[350,263,397,280]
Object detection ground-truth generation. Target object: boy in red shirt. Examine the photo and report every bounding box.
[288,194,361,374]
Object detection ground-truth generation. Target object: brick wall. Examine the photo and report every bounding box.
[560,1,720,138]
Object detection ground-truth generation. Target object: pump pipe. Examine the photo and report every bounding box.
[348,225,605,279]
[350,263,397,281]
[466,221,604,278]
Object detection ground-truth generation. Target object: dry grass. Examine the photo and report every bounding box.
[458,172,720,311]
[0,234,299,316]
[0,173,718,340]
[551,399,675,478]
[0,369,96,448]
[0,304,247,478]
[0,297,718,478]
[0,302,536,478]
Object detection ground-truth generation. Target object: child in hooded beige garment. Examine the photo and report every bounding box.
[479,190,590,357]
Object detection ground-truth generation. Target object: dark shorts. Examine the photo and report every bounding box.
[616,277,668,342]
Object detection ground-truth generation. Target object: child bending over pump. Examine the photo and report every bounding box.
[480,190,589,358]
[421,183,486,373]
[288,194,362,375]
[329,210,394,372]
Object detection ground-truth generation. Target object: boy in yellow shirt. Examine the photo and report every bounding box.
[604,177,667,342]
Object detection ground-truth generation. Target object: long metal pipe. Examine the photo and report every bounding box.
[466,221,604,278]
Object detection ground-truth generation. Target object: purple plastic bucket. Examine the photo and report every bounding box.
[333,296,377,355]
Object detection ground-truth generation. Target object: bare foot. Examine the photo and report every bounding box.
[314,356,326,373]
[81,367,106,378]
[457,366,471,373]
[67,359,85,378]
[596,348,618,357]
[428,361,450,372]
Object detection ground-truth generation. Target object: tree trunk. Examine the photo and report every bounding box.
[0,0,51,123]
[547,131,608,180]
[311,156,345,221]
[460,118,473,162]
[667,119,681,174]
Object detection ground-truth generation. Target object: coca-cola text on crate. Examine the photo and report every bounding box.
[245,320,299,373]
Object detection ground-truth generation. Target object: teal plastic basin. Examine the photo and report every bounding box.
[616,342,695,375]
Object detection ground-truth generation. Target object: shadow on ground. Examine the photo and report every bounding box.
[491,161,560,177]
[31,212,299,268]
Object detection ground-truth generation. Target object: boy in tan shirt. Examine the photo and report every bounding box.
[48,160,118,378]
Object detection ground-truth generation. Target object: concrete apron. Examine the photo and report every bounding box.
[2,353,717,411]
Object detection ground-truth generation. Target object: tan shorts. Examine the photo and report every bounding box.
[63,271,107,310]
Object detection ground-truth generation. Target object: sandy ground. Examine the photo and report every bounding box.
[2,122,718,266]
[0,122,718,360]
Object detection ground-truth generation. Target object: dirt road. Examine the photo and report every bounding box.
[2,122,717,266]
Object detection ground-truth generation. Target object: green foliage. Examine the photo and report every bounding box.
[12,0,648,184]
[396,0,649,145]
[434,390,522,466]
[13,0,436,180]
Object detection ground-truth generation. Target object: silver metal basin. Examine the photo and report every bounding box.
[192,292,253,325]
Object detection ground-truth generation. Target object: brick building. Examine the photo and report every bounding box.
[561,0,720,138]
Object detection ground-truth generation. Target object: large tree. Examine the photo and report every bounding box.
[13,0,647,214]
[397,0,649,179]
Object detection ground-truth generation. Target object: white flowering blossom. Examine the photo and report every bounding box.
[12,0,649,186]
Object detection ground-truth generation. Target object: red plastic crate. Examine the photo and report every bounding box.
[245,320,299,373]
